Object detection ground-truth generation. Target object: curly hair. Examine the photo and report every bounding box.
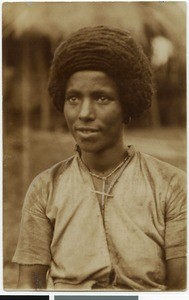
[48,26,154,122]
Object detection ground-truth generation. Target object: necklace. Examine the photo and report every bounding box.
[89,156,128,180]
[89,156,128,213]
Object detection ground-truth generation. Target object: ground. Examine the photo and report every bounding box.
[3,127,186,289]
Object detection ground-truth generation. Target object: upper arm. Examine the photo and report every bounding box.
[12,175,53,266]
[17,264,49,290]
[165,173,186,290]
[166,257,186,290]
[165,173,186,260]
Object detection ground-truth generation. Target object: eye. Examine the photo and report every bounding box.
[65,96,79,103]
[96,95,111,103]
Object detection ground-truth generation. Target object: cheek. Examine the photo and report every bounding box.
[103,108,123,129]
[64,106,75,128]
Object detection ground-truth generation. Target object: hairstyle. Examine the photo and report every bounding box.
[48,26,154,122]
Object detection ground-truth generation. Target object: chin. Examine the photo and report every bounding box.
[77,142,104,154]
[79,146,100,153]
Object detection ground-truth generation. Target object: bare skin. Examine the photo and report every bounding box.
[17,265,48,290]
[64,71,127,175]
[166,257,186,290]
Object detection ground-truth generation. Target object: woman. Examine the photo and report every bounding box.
[13,26,186,291]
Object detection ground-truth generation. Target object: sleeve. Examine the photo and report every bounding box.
[12,173,54,266]
[164,172,186,260]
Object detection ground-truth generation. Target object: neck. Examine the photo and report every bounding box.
[80,142,126,176]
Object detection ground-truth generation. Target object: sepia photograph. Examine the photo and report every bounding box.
[3,1,186,292]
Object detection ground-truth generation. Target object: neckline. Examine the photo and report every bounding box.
[88,155,128,180]
[76,145,135,214]
[75,144,135,178]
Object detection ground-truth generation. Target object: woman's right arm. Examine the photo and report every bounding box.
[13,174,54,290]
[17,264,49,290]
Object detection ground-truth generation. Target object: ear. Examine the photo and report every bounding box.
[125,117,131,125]
[123,112,131,125]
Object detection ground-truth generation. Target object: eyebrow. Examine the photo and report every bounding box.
[65,88,114,95]
[65,89,81,96]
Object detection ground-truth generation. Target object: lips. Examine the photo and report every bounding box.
[76,127,99,133]
[75,126,100,139]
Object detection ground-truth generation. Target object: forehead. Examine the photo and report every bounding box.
[65,70,118,93]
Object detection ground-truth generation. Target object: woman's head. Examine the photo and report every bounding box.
[63,70,124,153]
[48,25,154,122]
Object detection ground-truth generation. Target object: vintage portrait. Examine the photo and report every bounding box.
[3,1,186,292]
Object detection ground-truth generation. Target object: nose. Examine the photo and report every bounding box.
[79,98,95,121]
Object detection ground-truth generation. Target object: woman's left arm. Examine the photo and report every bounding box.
[166,257,186,290]
[165,172,186,290]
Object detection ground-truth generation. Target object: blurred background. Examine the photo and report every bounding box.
[3,2,186,289]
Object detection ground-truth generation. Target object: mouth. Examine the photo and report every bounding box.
[76,127,99,133]
[75,127,100,138]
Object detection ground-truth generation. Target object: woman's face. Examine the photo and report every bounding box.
[64,70,125,154]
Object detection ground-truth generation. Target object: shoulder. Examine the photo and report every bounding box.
[31,155,75,187]
[23,155,76,209]
[136,151,186,181]
[134,151,186,196]
[135,151,186,208]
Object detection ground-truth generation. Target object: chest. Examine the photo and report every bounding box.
[47,171,166,240]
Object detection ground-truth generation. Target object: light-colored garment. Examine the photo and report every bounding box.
[12,147,186,291]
